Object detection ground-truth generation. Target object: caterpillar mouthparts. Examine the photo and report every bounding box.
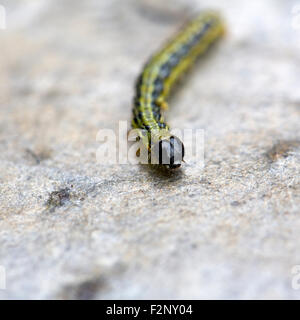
[153,135,185,169]
[132,11,225,168]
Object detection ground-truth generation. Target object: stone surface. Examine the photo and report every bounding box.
[0,0,300,299]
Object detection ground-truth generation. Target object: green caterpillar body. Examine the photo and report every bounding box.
[132,11,225,168]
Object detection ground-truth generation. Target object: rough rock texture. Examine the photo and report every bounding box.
[0,0,300,299]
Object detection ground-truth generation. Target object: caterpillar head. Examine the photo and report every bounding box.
[152,135,185,169]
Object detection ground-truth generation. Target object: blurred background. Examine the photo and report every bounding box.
[0,0,299,299]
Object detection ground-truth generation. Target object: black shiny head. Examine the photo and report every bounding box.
[152,136,184,169]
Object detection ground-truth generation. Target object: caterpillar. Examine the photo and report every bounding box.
[132,11,225,169]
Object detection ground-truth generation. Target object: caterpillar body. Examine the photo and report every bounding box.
[132,11,225,169]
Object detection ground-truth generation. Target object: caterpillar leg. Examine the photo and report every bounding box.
[156,98,169,111]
